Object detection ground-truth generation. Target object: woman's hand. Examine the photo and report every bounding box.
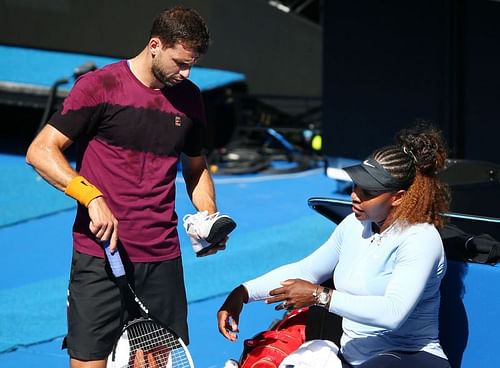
[217,285,249,341]
[266,279,319,311]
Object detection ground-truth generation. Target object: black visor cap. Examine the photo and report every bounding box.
[343,158,404,191]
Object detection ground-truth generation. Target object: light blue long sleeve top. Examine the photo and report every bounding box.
[243,213,448,365]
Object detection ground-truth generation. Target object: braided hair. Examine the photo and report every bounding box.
[372,122,450,229]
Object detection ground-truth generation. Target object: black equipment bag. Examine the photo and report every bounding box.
[440,224,500,265]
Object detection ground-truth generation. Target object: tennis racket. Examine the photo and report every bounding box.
[103,242,195,368]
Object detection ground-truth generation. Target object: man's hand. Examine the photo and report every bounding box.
[196,236,228,257]
[87,196,119,251]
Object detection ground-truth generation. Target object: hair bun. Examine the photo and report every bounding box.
[396,121,447,175]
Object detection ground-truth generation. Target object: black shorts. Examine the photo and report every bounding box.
[63,250,189,361]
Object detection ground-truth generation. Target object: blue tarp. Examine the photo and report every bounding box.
[0,44,245,92]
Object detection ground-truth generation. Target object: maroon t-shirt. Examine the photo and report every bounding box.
[50,60,206,262]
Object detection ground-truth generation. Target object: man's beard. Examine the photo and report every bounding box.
[151,63,176,87]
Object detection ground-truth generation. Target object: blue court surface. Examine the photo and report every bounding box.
[3,157,500,368]
[0,151,345,367]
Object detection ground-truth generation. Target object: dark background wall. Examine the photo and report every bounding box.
[322,0,500,163]
[461,0,500,163]
[0,0,322,97]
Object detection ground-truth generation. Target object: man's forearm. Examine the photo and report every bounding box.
[189,168,217,213]
[26,127,77,191]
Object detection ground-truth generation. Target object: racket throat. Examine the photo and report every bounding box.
[128,284,150,315]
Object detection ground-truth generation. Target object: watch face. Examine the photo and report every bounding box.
[319,291,330,304]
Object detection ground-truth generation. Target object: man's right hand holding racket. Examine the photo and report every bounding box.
[88,196,119,252]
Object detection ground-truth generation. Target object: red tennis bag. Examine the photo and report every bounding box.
[239,307,309,368]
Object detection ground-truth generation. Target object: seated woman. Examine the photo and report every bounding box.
[217,123,452,368]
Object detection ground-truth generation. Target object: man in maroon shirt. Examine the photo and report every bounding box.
[26,6,234,368]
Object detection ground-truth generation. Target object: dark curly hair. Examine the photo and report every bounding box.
[372,122,450,229]
[149,7,210,55]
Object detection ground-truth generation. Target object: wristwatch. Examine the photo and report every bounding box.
[315,287,331,308]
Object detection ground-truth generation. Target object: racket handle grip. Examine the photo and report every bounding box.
[103,241,126,278]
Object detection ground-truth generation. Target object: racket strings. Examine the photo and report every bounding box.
[124,321,191,368]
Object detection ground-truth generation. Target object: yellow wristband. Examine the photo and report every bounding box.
[64,175,103,207]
